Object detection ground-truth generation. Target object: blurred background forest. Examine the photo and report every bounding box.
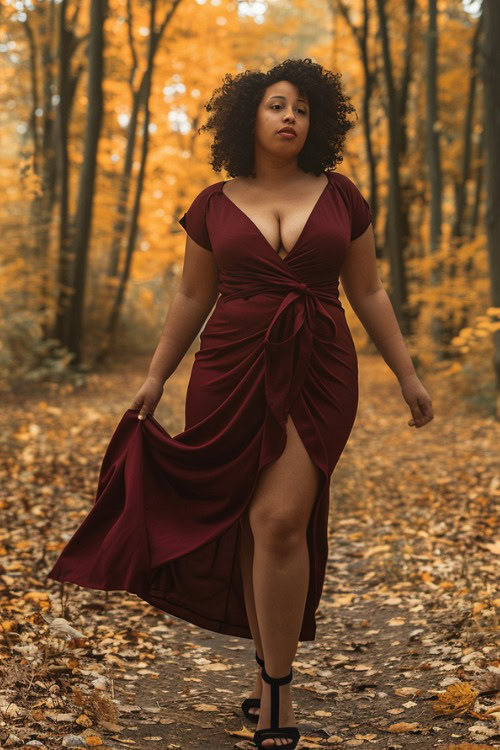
[0,0,499,415]
[1,3,500,746]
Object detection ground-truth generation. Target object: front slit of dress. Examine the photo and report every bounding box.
[144,393,330,642]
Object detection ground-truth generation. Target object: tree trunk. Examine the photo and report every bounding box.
[106,86,142,279]
[375,0,412,333]
[452,11,483,240]
[54,0,72,344]
[426,0,442,255]
[64,0,107,364]
[23,21,41,182]
[426,0,445,356]
[330,0,378,230]
[106,0,184,280]
[23,4,57,338]
[105,0,157,343]
[469,123,484,241]
[480,0,500,413]
[445,10,483,342]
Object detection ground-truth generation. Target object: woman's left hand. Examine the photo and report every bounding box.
[399,373,434,428]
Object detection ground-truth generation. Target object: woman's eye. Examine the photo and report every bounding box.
[271,104,307,114]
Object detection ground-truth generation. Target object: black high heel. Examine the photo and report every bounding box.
[253,664,300,749]
[241,651,265,723]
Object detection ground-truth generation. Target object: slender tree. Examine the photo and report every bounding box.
[104,0,157,342]
[480,0,500,411]
[375,0,416,333]
[452,11,483,241]
[54,0,87,344]
[444,9,484,342]
[64,0,107,364]
[426,0,442,257]
[106,0,183,280]
[468,124,484,241]
[426,0,445,356]
[329,0,378,227]
[22,2,56,337]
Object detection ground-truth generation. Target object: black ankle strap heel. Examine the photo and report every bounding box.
[255,651,265,668]
[253,664,300,749]
[241,650,265,723]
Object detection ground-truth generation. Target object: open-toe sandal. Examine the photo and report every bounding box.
[241,650,265,723]
[253,664,300,749]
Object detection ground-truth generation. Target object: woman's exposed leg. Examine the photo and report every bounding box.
[239,511,264,715]
[248,413,322,748]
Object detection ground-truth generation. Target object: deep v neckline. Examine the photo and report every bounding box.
[220,171,330,263]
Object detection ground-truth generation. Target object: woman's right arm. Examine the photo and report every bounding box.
[130,235,219,419]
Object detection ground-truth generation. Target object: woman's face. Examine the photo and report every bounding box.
[253,80,310,159]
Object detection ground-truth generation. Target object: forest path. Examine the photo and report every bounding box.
[1,350,499,749]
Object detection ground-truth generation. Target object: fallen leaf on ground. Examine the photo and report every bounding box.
[388,721,424,733]
[193,703,218,711]
[394,687,418,696]
[434,682,479,714]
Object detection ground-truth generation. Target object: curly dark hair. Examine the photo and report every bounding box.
[198,58,357,178]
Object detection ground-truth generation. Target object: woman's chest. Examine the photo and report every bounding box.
[207,192,351,278]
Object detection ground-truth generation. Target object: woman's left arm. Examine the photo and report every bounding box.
[340,225,434,429]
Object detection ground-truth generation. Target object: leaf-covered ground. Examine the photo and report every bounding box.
[1,351,499,749]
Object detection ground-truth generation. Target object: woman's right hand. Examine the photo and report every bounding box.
[130,376,164,420]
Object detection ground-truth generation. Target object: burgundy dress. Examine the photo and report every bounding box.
[47,169,372,642]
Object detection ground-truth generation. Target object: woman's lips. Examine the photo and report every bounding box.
[277,131,296,139]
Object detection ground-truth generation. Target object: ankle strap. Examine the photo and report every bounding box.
[261,664,293,685]
[255,651,265,667]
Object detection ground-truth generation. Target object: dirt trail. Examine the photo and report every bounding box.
[1,351,499,749]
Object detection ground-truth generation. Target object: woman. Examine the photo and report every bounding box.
[48,58,434,749]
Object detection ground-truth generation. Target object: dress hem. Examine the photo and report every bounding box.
[46,573,317,641]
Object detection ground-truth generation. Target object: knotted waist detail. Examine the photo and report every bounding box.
[218,272,340,425]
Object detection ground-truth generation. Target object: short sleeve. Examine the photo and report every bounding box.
[178,186,213,252]
[348,179,373,241]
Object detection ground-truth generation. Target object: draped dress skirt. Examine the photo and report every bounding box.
[47,169,373,642]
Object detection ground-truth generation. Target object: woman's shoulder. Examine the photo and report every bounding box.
[327,170,357,190]
[181,180,225,217]
[327,170,369,204]
[195,179,226,198]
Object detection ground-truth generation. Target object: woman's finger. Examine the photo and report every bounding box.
[138,404,149,420]
[411,399,424,425]
[409,398,433,428]
[420,398,434,420]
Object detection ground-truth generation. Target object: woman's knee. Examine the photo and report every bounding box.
[249,508,306,552]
